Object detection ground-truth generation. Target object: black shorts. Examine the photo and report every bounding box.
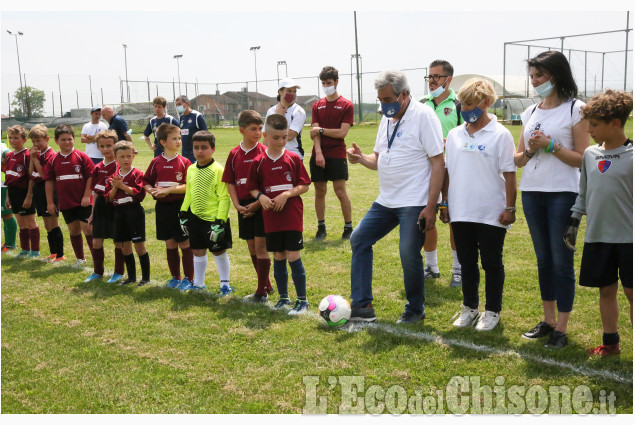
[113,203,146,243]
[155,200,188,242]
[33,181,56,217]
[8,186,36,216]
[237,198,266,240]
[309,156,348,182]
[92,194,114,239]
[579,242,632,288]
[61,205,92,225]
[186,214,232,252]
[266,230,303,252]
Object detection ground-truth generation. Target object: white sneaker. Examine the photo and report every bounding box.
[452,305,480,327]
[72,258,87,268]
[475,310,500,331]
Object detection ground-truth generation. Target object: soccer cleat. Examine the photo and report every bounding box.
[177,278,195,291]
[72,258,87,268]
[84,273,103,282]
[107,273,124,284]
[28,250,40,258]
[1,245,16,253]
[51,255,67,263]
[544,331,568,349]
[16,250,30,258]
[396,310,425,325]
[587,344,621,358]
[190,284,207,291]
[314,225,327,241]
[120,278,136,286]
[288,299,309,315]
[475,310,500,331]
[450,272,462,288]
[166,277,181,288]
[341,226,353,240]
[452,305,480,327]
[424,266,441,279]
[522,321,555,339]
[219,285,236,296]
[349,303,377,322]
[137,280,151,287]
[244,292,268,303]
[266,285,275,295]
[44,253,57,263]
[274,298,291,309]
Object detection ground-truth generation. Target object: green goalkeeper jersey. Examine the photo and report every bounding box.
[181,158,230,222]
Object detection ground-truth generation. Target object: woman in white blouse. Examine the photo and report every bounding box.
[265,78,306,159]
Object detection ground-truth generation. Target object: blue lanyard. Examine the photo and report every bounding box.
[385,99,409,153]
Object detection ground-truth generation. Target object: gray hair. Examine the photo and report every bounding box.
[374,70,410,96]
[176,95,189,103]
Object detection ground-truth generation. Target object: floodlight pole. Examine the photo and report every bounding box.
[250,46,261,103]
[7,30,25,117]
[123,44,130,103]
[353,11,362,123]
[174,55,183,95]
[625,11,630,91]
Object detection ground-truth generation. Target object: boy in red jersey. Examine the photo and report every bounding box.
[43,124,95,269]
[222,110,274,301]
[86,130,125,283]
[247,114,311,313]
[4,125,40,258]
[25,124,64,262]
[106,141,149,286]
[143,123,194,288]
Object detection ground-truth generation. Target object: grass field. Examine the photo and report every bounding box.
[1,120,633,414]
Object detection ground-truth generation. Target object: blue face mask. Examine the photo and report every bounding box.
[429,80,447,98]
[381,94,403,118]
[534,79,554,97]
[176,105,185,114]
[461,100,486,123]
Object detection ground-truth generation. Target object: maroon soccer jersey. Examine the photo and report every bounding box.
[42,149,95,210]
[311,96,354,159]
[222,142,267,200]
[142,154,191,203]
[105,168,146,207]
[247,149,311,233]
[4,149,30,188]
[91,159,119,195]
[31,147,57,184]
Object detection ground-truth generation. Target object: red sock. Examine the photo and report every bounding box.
[114,248,125,275]
[19,228,30,251]
[251,254,258,271]
[181,247,194,281]
[70,234,84,260]
[93,247,104,275]
[256,258,271,296]
[85,234,94,258]
[166,248,181,280]
[29,227,40,251]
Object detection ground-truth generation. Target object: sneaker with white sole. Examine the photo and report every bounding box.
[72,258,87,268]
[166,277,181,288]
[274,298,291,309]
[424,266,440,279]
[452,305,480,327]
[244,292,269,303]
[219,285,236,296]
[475,310,500,331]
[450,272,462,288]
[288,299,309,315]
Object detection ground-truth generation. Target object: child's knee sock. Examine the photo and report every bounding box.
[424,250,439,273]
[70,234,84,260]
[166,248,181,279]
[251,254,258,272]
[93,247,105,275]
[124,253,136,281]
[19,228,30,251]
[213,252,230,288]
[289,258,307,300]
[48,226,64,257]
[29,227,40,252]
[273,259,288,299]
[193,254,208,287]
[84,234,94,258]
[138,252,150,281]
[181,247,194,281]
[256,258,271,295]
[114,248,125,275]
[3,216,17,247]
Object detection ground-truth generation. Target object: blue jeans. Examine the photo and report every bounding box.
[522,191,577,313]
[350,202,426,315]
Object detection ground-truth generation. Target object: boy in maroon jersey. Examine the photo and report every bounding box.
[86,130,125,283]
[4,125,40,258]
[143,123,194,288]
[43,124,95,269]
[222,110,274,300]
[106,141,150,286]
[247,114,311,313]
[24,124,64,262]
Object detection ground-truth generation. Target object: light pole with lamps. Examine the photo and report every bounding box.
[7,30,26,117]
[122,44,130,102]
[173,54,183,95]
[277,60,287,85]
[250,46,261,105]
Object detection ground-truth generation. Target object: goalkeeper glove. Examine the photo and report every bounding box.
[563,217,580,251]
[179,211,189,236]
[209,219,226,243]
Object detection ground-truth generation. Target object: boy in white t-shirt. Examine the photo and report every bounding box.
[81,107,109,164]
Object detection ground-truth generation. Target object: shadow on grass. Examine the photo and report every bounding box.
[303,239,349,252]
[0,255,83,278]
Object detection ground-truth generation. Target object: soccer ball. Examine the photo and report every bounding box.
[318,295,351,327]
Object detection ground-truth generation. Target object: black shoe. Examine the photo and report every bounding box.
[544,331,568,349]
[314,225,327,241]
[137,280,151,287]
[396,310,425,325]
[341,226,353,240]
[120,278,136,286]
[350,303,377,322]
[522,321,554,339]
[424,266,441,279]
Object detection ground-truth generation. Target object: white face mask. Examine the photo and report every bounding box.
[322,85,336,97]
[534,79,554,97]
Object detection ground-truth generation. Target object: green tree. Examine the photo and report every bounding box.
[11,86,45,118]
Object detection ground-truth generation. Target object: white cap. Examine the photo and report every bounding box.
[278,78,301,90]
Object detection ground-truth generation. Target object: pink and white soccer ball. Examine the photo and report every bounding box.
[318,295,351,326]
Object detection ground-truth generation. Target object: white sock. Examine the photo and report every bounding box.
[424,250,439,273]
[193,254,208,287]
[213,252,231,288]
[452,249,461,273]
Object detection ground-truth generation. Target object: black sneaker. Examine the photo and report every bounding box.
[350,303,376,322]
[137,280,151,287]
[314,225,327,241]
[396,311,425,325]
[120,278,136,286]
[341,226,353,240]
[522,321,554,339]
[424,266,441,279]
[544,331,568,349]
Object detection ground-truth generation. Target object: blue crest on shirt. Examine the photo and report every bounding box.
[396,131,403,138]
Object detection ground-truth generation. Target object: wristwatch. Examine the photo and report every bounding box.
[505,207,516,213]
[319,128,324,135]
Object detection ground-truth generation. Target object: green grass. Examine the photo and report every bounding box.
[1,121,633,413]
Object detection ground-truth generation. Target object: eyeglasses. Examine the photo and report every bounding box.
[425,74,449,82]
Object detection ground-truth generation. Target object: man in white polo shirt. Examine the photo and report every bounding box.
[346,70,445,324]
[81,106,109,164]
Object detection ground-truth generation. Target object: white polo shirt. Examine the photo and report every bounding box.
[81,120,108,159]
[446,114,517,228]
[265,103,306,159]
[373,99,444,208]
